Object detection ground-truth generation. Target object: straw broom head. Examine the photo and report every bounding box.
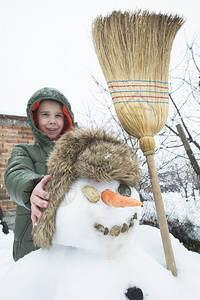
[92,10,184,155]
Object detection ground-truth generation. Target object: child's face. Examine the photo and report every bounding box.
[35,100,65,140]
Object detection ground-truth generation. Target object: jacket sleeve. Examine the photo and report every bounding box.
[4,145,45,210]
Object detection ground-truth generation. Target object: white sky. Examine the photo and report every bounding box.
[0,0,199,118]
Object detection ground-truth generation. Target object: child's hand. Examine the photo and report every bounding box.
[30,175,51,227]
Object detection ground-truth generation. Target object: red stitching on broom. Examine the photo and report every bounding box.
[108,84,168,89]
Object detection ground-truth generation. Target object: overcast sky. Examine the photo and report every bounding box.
[0,0,199,119]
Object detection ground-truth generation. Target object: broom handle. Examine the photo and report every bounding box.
[146,154,177,276]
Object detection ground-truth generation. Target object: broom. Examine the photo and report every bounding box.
[92,10,184,276]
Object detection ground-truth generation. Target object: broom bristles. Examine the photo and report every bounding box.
[93,10,184,81]
[92,10,184,153]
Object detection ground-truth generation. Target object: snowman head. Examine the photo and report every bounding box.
[53,178,142,254]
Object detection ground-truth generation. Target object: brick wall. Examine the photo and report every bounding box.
[0,114,34,212]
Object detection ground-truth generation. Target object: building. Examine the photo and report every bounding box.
[0,114,34,229]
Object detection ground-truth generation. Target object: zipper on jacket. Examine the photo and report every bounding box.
[19,219,32,248]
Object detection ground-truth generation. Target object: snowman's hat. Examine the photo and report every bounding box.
[33,127,141,248]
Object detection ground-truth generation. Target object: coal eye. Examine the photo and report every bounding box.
[82,186,100,203]
[118,183,131,197]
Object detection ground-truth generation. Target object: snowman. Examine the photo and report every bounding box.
[2,128,143,300]
[2,128,200,300]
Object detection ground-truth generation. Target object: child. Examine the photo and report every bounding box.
[4,87,75,261]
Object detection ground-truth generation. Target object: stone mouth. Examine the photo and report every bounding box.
[94,213,138,237]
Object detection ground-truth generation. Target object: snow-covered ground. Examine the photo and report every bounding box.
[1,223,200,300]
[0,179,200,300]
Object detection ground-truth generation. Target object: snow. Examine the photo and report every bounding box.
[143,191,200,224]
[142,191,200,241]
[0,179,200,300]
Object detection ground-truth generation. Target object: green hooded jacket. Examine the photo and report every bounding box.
[4,87,75,261]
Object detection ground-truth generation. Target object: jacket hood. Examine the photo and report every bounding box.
[26,87,75,145]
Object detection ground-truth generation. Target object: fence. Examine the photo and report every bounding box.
[141,189,200,251]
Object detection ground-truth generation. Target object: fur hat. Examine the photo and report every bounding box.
[33,127,141,248]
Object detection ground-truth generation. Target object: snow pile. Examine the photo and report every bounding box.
[0,223,200,300]
[0,227,14,282]
[0,179,200,300]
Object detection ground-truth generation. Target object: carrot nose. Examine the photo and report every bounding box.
[101,189,143,208]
